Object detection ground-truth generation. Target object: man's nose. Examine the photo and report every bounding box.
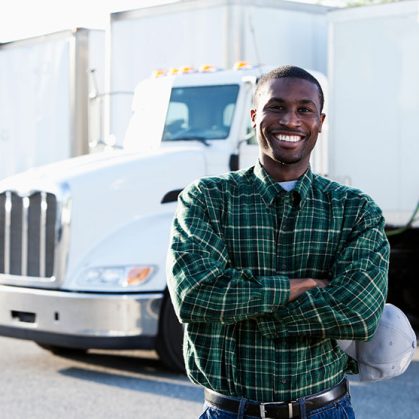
[279,111,301,128]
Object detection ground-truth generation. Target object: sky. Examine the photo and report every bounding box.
[0,0,345,43]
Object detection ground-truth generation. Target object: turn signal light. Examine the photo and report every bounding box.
[126,266,153,286]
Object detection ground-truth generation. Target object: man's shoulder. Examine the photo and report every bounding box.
[184,167,253,196]
[312,174,358,195]
[312,174,383,215]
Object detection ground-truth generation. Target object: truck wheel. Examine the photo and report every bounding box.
[36,343,87,356]
[156,295,185,373]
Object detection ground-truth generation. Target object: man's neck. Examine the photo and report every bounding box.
[259,157,309,182]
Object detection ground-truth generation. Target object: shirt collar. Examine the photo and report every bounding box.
[253,161,313,207]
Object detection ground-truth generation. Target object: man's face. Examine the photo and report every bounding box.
[250,77,325,179]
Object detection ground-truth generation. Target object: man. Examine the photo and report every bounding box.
[167,66,389,418]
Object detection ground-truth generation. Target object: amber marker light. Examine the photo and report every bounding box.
[152,69,166,78]
[126,266,154,286]
[233,61,251,70]
[168,67,179,75]
[180,66,194,74]
[199,64,216,72]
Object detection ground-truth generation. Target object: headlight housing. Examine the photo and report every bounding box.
[76,265,155,290]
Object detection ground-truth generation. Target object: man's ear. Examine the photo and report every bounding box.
[250,109,257,128]
[319,113,326,133]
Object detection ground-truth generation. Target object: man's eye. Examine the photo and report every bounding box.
[268,105,284,111]
[299,107,312,113]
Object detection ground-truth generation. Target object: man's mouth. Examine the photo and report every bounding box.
[273,134,304,143]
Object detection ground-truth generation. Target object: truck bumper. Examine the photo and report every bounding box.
[0,285,163,350]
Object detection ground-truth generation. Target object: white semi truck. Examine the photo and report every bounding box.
[0,0,332,372]
[0,64,327,371]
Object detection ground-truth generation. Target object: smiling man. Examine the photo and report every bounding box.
[167,66,389,419]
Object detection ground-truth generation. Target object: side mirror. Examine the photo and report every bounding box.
[229,154,239,171]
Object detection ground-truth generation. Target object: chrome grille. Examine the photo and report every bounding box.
[0,191,57,278]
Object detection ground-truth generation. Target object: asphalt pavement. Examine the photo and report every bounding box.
[0,337,417,418]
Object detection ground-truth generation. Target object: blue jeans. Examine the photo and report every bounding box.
[199,394,355,419]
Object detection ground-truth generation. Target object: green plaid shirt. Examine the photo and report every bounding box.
[167,162,389,402]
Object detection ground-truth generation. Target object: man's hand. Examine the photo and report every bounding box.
[289,278,329,302]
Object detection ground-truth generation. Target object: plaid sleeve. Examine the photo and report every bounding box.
[166,181,290,325]
[257,201,389,340]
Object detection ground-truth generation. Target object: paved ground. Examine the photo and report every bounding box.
[349,348,419,418]
[0,336,417,418]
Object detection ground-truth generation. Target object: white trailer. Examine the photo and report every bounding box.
[0,29,105,180]
[107,0,332,146]
[328,1,419,321]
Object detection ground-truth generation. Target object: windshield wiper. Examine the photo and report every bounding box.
[169,136,211,147]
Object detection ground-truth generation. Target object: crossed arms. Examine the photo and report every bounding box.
[167,182,389,341]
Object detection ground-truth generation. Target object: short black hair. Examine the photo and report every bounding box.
[254,65,324,112]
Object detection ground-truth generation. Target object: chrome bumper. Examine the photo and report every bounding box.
[0,284,163,349]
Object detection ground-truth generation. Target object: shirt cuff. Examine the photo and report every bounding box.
[257,275,290,312]
[255,280,292,338]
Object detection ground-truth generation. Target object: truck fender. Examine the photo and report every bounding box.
[65,208,177,292]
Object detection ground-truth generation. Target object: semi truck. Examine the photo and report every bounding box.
[0,64,328,372]
[0,0,332,372]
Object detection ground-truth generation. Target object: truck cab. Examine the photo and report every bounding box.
[124,63,327,175]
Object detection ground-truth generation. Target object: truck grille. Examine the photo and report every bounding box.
[0,191,57,278]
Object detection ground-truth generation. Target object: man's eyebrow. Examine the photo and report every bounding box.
[265,97,285,103]
[299,99,317,106]
[266,97,318,107]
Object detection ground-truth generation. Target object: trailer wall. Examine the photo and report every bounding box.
[0,29,105,180]
[328,1,419,226]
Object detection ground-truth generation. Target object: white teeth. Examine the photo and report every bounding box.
[275,134,302,142]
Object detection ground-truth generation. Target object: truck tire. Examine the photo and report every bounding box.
[156,294,185,373]
[36,343,87,356]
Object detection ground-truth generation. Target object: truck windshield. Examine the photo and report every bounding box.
[162,84,239,142]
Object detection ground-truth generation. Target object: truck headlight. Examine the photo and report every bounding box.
[78,265,154,289]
